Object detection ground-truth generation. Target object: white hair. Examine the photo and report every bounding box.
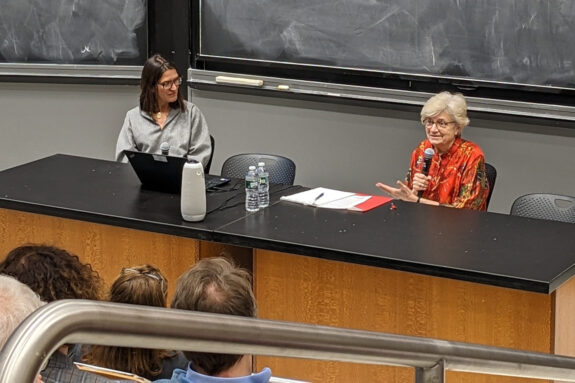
[420,91,470,135]
[0,274,44,350]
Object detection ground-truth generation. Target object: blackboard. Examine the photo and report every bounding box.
[196,0,575,105]
[0,0,147,65]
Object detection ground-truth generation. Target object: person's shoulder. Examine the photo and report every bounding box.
[163,350,188,366]
[125,106,143,119]
[460,139,485,156]
[182,100,201,113]
[183,100,198,107]
[251,367,272,383]
[152,368,187,382]
[126,105,140,114]
[159,351,188,379]
[411,140,428,155]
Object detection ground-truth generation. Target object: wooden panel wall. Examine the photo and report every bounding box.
[253,250,553,383]
[0,208,200,297]
[3,208,570,383]
[553,274,575,357]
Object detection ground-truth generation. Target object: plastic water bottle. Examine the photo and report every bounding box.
[256,162,269,208]
[245,165,259,212]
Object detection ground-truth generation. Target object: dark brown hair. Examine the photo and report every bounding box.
[83,265,173,379]
[139,53,185,115]
[171,257,256,376]
[0,244,102,302]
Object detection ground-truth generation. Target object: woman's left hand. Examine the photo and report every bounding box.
[376,180,418,202]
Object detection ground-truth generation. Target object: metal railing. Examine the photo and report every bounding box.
[1,300,575,382]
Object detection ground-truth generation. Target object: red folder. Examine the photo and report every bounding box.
[348,195,392,212]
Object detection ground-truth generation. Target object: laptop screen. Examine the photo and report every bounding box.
[124,150,187,193]
[124,150,231,193]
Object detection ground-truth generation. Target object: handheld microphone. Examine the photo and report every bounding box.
[160,142,170,156]
[417,148,435,197]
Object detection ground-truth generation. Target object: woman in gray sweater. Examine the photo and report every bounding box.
[115,54,211,167]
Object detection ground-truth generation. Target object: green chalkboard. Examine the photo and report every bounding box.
[0,0,147,65]
[195,0,575,105]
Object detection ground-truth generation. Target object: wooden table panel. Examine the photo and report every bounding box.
[0,208,200,297]
[3,155,575,383]
[254,249,553,383]
[553,274,575,356]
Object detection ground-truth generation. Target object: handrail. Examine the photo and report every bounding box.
[1,300,575,382]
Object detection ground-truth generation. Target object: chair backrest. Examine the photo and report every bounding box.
[510,193,575,223]
[484,162,497,209]
[221,153,296,185]
[205,135,215,174]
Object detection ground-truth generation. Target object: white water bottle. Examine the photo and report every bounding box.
[181,161,206,221]
[245,165,259,212]
[256,162,269,208]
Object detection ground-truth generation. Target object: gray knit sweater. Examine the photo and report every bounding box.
[115,101,211,167]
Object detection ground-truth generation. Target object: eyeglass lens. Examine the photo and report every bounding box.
[159,78,182,89]
[425,119,451,128]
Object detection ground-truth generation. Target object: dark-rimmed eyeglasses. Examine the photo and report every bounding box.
[158,77,182,90]
[423,118,456,129]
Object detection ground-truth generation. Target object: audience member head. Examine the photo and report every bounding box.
[0,244,103,302]
[420,91,469,135]
[0,274,44,350]
[171,257,256,376]
[110,264,167,306]
[83,265,172,379]
[140,53,185,114]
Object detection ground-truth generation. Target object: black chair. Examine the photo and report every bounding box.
[205,135,215,174]
[484,162,497,209]
[510,193,575,223]
[221,153,296,185]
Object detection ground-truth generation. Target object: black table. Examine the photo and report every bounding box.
[217,196,575,293]
[2,154,575,383]
[0,154,301,241]
[1,154,574,293]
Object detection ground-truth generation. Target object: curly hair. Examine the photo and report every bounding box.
[0,244,103,302]
[83,265,175,380]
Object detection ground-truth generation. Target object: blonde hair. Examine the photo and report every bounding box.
[420,92,470,135]
[83,265,172,379]
[110,264,167,306]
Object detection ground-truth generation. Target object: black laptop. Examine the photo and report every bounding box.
[124,150,230,193]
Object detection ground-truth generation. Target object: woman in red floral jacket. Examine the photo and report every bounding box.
[377,92,489,211]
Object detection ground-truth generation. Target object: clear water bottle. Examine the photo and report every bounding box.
[245,165,259,212]
[256,162,269,208]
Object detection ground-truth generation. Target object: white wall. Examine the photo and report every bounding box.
[0,82,139,169]
[2,82,575,215]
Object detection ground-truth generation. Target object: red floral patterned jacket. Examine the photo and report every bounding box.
[407,138,489,210]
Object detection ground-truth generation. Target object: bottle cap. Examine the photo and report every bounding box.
[258,162,265,167]
[249,165,256,170]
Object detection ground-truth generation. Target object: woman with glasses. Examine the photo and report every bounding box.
[115,54,211,167]
[377,91,489,210]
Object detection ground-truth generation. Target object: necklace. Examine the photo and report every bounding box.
[154,111,162,120]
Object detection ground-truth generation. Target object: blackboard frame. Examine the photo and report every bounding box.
[190,0,575,120]
[0,0,190,85]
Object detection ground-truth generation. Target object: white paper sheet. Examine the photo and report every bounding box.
[280,187,356,207]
